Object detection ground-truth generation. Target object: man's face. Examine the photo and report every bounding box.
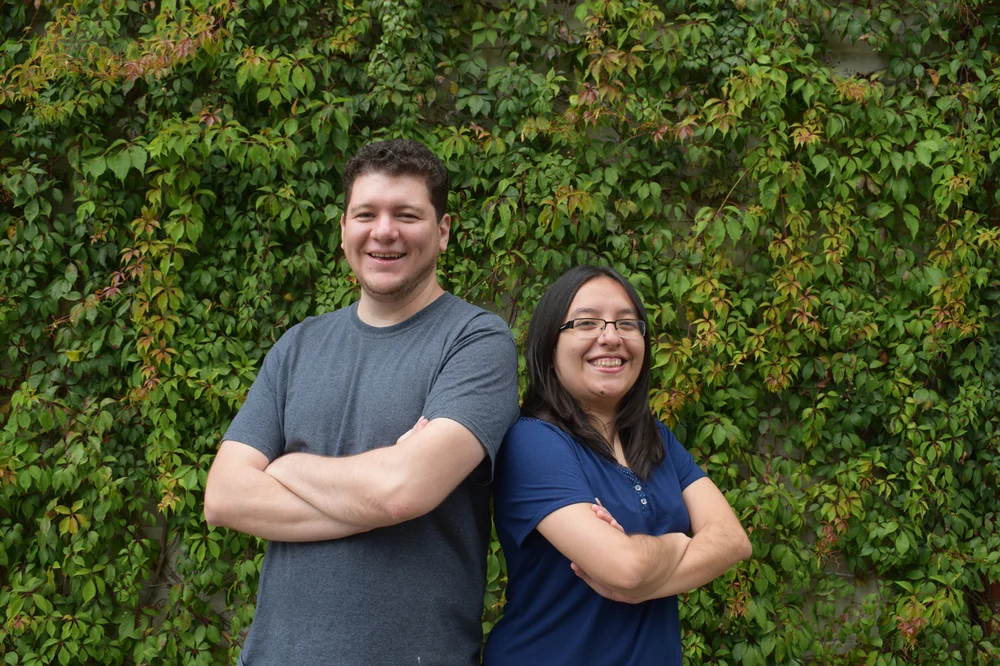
[340,171,450,305]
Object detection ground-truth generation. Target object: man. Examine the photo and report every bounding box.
[204,139,520,665]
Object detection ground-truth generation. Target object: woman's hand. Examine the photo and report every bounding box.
[592,497,624,533]
[570,498,646,604]
[571,561,645,603]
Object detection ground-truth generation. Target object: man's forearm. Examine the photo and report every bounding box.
[264,418,488,529]
[265,449,404,528]
[205,465,369,542]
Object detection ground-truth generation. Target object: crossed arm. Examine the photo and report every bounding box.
[203,417,485,542]
[537,476,752,602]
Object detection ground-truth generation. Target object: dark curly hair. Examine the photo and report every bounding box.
[342,139,449,222]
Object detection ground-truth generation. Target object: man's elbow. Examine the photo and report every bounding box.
[203,483,234,528]
[374,476,439,525]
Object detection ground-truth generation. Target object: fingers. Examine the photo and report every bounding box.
[591,499,625,533]
[572,562,623,602]
[396,416,429,443]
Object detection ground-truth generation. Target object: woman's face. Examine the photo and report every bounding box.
[554,276,645,420]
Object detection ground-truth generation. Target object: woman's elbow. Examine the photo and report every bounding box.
[599,548,648,592]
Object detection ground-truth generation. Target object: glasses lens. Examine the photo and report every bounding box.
[573,318,603,333]
[616,320,644,336]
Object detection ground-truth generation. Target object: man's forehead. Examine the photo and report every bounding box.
[347,171,434,208]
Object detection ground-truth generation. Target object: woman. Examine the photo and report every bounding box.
[483,266,752,666]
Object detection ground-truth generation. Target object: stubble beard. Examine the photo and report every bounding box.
[358,254,439,305]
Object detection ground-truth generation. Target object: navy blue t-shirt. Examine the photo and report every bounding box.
[483,417,707,666]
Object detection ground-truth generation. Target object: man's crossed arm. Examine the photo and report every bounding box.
[203,417,485,542]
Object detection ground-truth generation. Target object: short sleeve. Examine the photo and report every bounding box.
[493,419,597,547]
[658,422,706,490]
[221,334,289,461]
[421,313,520,467]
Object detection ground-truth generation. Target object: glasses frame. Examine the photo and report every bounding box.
[558,317,647,337]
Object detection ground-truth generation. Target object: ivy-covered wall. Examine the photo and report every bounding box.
[2,1,999,664]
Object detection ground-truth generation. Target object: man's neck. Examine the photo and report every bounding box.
[356,280,446,327]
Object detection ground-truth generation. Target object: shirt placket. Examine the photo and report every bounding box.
[616,465,651,512]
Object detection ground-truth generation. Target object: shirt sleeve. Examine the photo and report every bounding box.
[421,312,520,468]
[493,419,597,547]
[658,421,706,490]
[221,332,291,462]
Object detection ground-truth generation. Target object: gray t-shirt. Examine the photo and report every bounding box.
[224,293,520,666]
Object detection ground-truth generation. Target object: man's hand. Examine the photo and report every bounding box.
[395,416,429,443]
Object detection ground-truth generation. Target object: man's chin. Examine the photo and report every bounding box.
[359,268,437,303]
[360,278,422,303]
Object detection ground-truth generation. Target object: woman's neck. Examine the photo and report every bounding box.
[588,413,626,464]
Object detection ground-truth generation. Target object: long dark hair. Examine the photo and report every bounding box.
[522,265,664,479]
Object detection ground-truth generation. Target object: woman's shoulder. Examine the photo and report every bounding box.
[501,416,579,457]
[505,416,571,441]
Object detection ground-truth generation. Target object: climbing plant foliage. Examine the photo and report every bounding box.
[2,0,999,664]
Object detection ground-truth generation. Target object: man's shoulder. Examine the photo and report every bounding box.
[435,293,512,335]
[282,304,355,335]
[268,305,357,356]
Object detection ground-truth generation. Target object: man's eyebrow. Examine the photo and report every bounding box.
[347,203,428,214]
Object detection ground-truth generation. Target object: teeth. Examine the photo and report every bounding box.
[370,253,402,259]
[591,358,623,368]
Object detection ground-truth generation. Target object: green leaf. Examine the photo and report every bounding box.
[130,146,148,174]
[82,579,96,603]
[891,177,911,204]
[86,156,107,178]
[726,217,743,243]
[291,67,306,92]
[896,531,910,555]
[24,199,39,223]
[811,154,830,174]
[109,326,124,348]
[914,139,937,167]
[890,151,904,173]
[107,151,131,181]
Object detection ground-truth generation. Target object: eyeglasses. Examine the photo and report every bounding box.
[558,318,646,338]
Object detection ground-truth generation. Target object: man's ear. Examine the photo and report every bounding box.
[438,213,451,251]
[340,214,346,250]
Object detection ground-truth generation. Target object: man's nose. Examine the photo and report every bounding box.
[371,214,399,240]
